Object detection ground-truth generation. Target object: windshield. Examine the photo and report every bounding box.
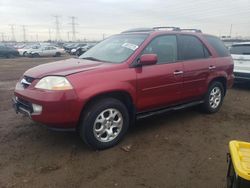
[79,34,147,63]
[230,44,250,55]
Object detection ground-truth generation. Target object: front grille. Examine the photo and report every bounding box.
[21,76,35,88]
[16,97,34,113]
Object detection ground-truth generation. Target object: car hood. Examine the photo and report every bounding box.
[24,58,112,78]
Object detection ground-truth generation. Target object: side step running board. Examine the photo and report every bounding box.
[136,100,204,120]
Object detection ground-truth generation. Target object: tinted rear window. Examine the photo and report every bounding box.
[205,35,230,57]
[178,35,210,60]
[230,45,250,55]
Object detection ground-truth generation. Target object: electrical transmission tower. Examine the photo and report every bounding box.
[48,29,51,41]
[9,24,16,41]
[70,16,77,41]
[53,15,61,41]
[22,25,27,42]
[1,33,5,42]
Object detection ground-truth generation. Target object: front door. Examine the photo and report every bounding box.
[136,35,183,111]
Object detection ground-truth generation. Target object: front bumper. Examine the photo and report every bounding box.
[12,97,33,118]
[13,87,83,129]
[234,72,250,81]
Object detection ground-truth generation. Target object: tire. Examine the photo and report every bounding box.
[55,52,61,57]
[5,54,11,58]
[202,81,224,113]
[79,98,130,150]
[32,53,40,58]
[23,51,27,56]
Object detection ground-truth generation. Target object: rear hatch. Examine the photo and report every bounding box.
[230,44,250,73]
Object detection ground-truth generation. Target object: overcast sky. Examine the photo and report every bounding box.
[0,0,250,41]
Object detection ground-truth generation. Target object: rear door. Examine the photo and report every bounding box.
[136,35,183,111]
[177,34,212,101]
[42,47,52,56]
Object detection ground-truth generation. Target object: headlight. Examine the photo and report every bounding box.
[35,76,73,90]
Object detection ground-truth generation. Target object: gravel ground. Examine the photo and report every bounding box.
[0,57,250,188]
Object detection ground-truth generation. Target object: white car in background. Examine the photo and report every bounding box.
[29,46,65,57]
[18,44,40,56]
[230,42,250,82]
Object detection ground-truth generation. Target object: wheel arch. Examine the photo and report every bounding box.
[208,76,227,96]
[77,90,136,131]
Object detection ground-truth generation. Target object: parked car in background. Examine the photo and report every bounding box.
[63,43,78,53]
[13,27,234,149]
[18,44,40,56]
[29,46,65,57]
[64,43,86,53]
[70,43,87,55]
[0,44,19,58]
[230,42,250,82]
[74,43,96,56]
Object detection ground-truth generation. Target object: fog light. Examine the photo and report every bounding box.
[32,104,42,114]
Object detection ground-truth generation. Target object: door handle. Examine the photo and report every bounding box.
[209,65,216,70]
[173,70,184,75]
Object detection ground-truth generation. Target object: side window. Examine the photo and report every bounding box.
[142,35,177,64]
[178,35,210,60]
[205,35,230,57]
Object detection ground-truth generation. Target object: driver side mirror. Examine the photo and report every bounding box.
[139,54,158,66]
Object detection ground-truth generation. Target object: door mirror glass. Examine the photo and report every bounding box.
[140,54,158,65]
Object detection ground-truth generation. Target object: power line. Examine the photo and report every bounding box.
[1,33,5,42]
[67,32,70,41]
[53,15,61,41]
[48,28,51,41]
[9,24,16,41]
[69,16,77,41]
[21,25,27,42]
[229,24,233,38]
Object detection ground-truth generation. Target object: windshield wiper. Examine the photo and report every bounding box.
[80,57,102,62]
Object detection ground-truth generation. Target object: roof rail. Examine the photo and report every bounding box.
[121,28,154,33]
[121,27,202,34]
[180,29,202,33]
[153,26,181,31]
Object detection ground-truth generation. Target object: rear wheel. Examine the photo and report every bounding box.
[202,81,224,113]
[79,98,129,150]
[55,52,61,57]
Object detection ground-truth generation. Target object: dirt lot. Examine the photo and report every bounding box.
[0,57,249,188]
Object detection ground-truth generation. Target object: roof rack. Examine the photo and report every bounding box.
[180,29,202,33]
[121,27,202,33]
[153,26,181,31]
[121,28,154,33]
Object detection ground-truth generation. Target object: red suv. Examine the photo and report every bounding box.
[13,27,234,149]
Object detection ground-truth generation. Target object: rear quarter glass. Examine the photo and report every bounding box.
[204,35,230,57]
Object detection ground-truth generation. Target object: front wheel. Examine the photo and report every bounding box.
[79,98,129,150]
[32,53,40,58]
[202,81,224,113]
